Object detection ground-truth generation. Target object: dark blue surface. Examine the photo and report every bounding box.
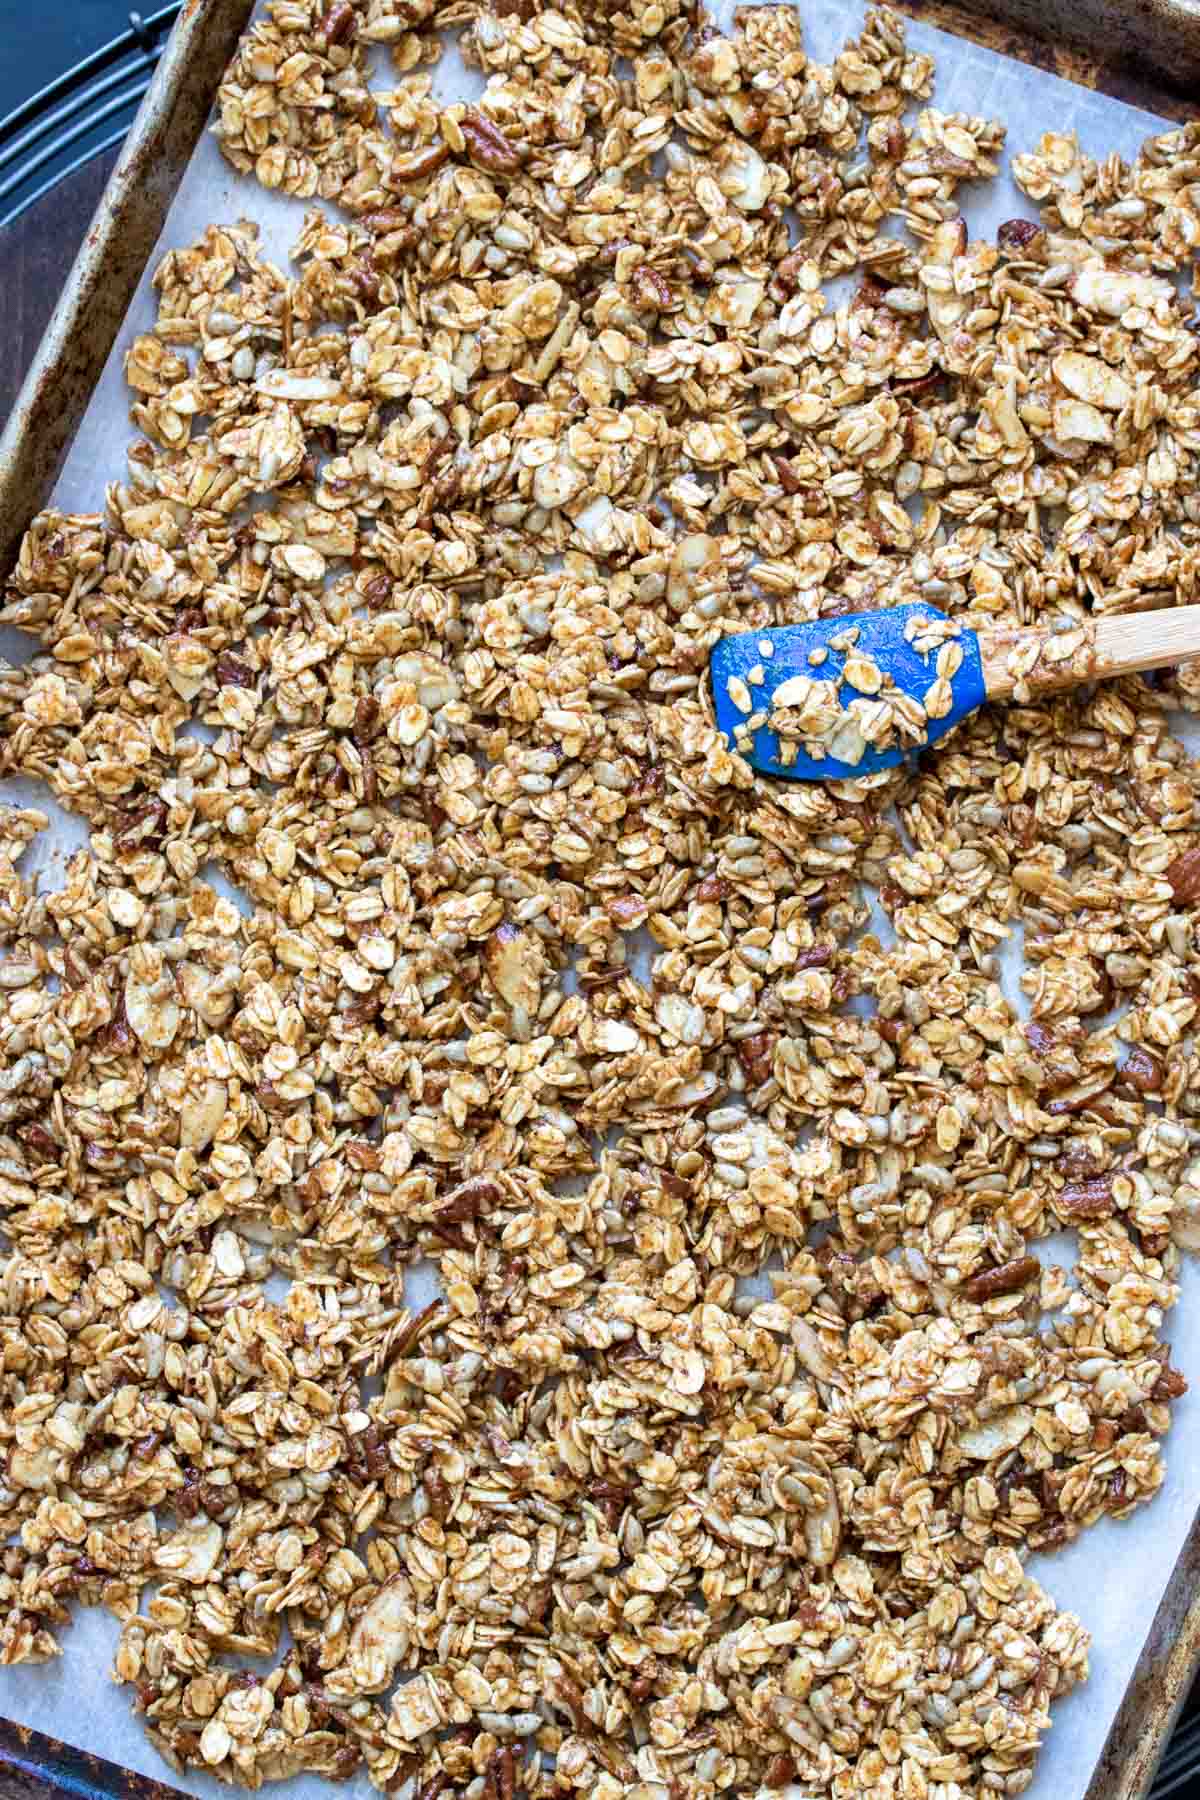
[0,2,178,227]
[710,602,987,780]
[0,2,136,118]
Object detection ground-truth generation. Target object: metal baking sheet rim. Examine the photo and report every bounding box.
[0,0,257,580]
[1,1,1200,1797]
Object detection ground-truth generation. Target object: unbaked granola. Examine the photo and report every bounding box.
[3,4,1200,1798]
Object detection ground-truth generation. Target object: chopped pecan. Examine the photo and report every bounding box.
[107,991,134,1054]
[737,1031,777,1088]
[1122,1046,1163,1092]
[437,1175,501,1222]
[1056,1143,1104,1179]
[1151,1347,1188,1401]
[424,1464,451,1522]
[353,694,379,745]
[316,1,357,44]
[772,453,804,494]
[694,872,730,903]
[632,264,674,310]
[775,247,806,292]
[216,652,254,688]
[486,1746,516,1800]
[879,119,906,160]
[354,1423,389,1480]
[591,1478,631,1529]
[393,1300,448,1358]
[350,253,380,304]
[963,1256,1040,1302]
[629,763,665,801]
[390,143,450,183]
[116,798,167,850]
[420,429,456,481]
[345,1138,382,1171]
[579,964,625,991]
[460,110,525,174]
[997,217,1043,251]
[927,146,975,177]
[1166,846,1200,901]
[19,1122,59,1158]
[1059,1175,1115,1218]
[361,208,412,236]
[628,1667,657,1703]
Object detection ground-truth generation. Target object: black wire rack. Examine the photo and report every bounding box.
[1152,1717,1200,1798]
[0,5,182,228]
[1,2,1200,1795]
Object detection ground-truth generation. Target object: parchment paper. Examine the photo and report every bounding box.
[0,5,1195,1797]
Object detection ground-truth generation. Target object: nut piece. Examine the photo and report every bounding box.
[484,924,541,1015]
[125,945,181,1052]
[958,1405,1034,1460]
[1167,848,1200,901]
[1060,1177,1115,1219]
[1068,265,1174,315]
[1052,397,1112,444]
[179,1077,229,1150]
[963,1255,1041,1301]
[459,109,525,173]
[1052,350,1131,411]
[155,1520,223,1583]
[348,1578,413,1690]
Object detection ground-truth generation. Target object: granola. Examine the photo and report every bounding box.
[2,4,1200,1798]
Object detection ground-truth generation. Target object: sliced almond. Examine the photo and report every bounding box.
[1068,265,1173,316]
[1052,397,1112,444]
[484,924,542,1015]
[1052,350,1131,410]
[958,1404,1033,1460]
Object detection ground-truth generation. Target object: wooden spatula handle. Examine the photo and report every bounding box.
[979,605,1200,703]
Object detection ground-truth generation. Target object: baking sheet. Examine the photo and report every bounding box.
[0,3,1196,1797]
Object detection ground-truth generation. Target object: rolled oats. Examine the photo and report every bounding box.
[3,3,1200,1797]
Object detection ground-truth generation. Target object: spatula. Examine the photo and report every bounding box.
[709,600,1200,781]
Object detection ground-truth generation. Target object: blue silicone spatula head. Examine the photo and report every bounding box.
[710,603,987,781]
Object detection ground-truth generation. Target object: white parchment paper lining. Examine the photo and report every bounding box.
[0,5,1196,1798]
